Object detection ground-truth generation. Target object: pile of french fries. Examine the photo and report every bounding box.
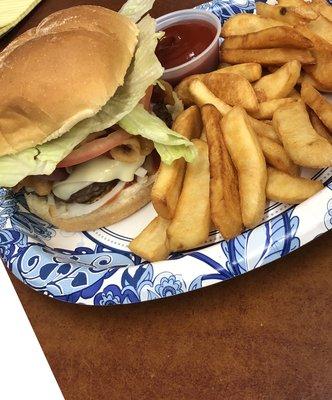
[129,0,332,262]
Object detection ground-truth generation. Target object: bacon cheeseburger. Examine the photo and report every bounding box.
[0,0,195,231]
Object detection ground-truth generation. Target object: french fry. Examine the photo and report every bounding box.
[258,136,300,176]
[151,106,202,219]
[301,80,332,131]
[309,0,332,22]
[217,63,262,81]
[253,61,301,102]
[222,107,267,229]
[302,72,332,93]
[250,98,297,120]
[221,13,290,37]
[307,15,332,45]
[175,71,259,110]
[167,139,210,251]
[256,3,313,25]
[308,108,332,144]
[266,167,324,204]
[189,79,280,142]
[129,217,170,262]
[220,48,315,65]
[278,0,319,19]
[273,101,332,168]
[295,25,332,52]
[289,89,301,99]
[201,105,243,239]
[303,50,332,92]
[222,26,313,50]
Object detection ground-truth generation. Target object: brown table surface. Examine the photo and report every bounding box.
[2,1,332,399]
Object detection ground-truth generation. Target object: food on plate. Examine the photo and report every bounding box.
[257,136,299,176]
[167,140,210,251]
[253,60,301,102]
[222,26,313,50]
[220,48,315,65]
[0,0,197,231]
[250,98,297,120]
[266,167,324,204]
[221,13,290,37]
[151,106,202,219]
[308,109,332,144]
[273,101,332,168]
[255,3,316,25]
[129,216,171,262]
[301,81,332,131]
[202,105,243,239]
[175,70,259,110]
[303,50,332,92]
[221,107,267,229]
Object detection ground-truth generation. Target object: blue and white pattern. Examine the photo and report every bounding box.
[0,0,332,306]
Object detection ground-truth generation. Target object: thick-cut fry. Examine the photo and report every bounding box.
[308,109,332,144]
[253,61,301,102]
[303,50,332,92]
[222,26,313,50]
[189,79,280,142]
[307,15,332,45]
[309,0,332,22]
[201,105,243,239]
[175,71,259,110]
[266,167,324,204]
[301,80,332,131]
[220,48,315,65]
[217,63,262,81]
[256,3,312,25]
[129,217,170,262]
[289,89,301,99]
[273,101,332,168]
[151,106,202,219]
[295,25,332,52]
[221,13,290,37]
[278,0,319,19]
[167,140,210,251]
[222,107,267,229]
[302,72,332,94]
[258,136,299,176]
[250,98,297,120]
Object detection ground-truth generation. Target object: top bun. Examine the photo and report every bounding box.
[0,6,139,157]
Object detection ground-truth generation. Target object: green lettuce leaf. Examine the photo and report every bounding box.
[119,0,155,23]
[0,15,164,187]
[119,105,196,164]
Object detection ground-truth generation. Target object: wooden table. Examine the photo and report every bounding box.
[2,1,332,399]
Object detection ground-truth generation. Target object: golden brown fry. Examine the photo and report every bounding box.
[256,3,313,25]
[151,106,202,220]
[266,167,324,204]
[288,89,301,99]
[303,50,332,93]
[295,25,332,52]
[201,105,243,239]
[217,63,262,81]
[309,0,332,22]
[221,13,290,37]
[176,72,259,111]
[278,0,319,19]
[302,72,332,93]
[189,79,280,142]
[220,48,315,65]
[250,98,297,120]
[222,107,267,229]
[253,60,301,101]
[307,15,332,45]
[222,26,313,50]
[129,217,170,262]
[258,136,299,176]
[273,101,332,168]
[308,108,332,144]
[301,80,332,131]
[167,140,210,251]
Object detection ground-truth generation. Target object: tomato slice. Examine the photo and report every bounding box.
[57,129,131,168]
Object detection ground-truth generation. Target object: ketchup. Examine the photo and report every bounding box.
[156,20,217,70]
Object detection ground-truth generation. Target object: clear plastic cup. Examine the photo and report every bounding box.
[156,9,221,86]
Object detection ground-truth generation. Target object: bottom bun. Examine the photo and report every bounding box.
[25,176,154,232]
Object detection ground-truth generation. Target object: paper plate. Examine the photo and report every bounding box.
[1,0,331,305]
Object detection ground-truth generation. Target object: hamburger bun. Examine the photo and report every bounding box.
[25,176,155,232]
[0,6,138,157]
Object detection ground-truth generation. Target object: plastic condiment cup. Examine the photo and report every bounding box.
[156,9,221,85]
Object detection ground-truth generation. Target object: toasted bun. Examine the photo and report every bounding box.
[25,176,154,232]
[0,6,139,157]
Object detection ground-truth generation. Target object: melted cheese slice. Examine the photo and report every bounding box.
[53,156,145,201]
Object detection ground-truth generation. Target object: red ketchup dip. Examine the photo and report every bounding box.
[155,10,221,86]
[156,20,217,70]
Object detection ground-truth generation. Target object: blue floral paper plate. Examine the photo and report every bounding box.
[1,0,331,306]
